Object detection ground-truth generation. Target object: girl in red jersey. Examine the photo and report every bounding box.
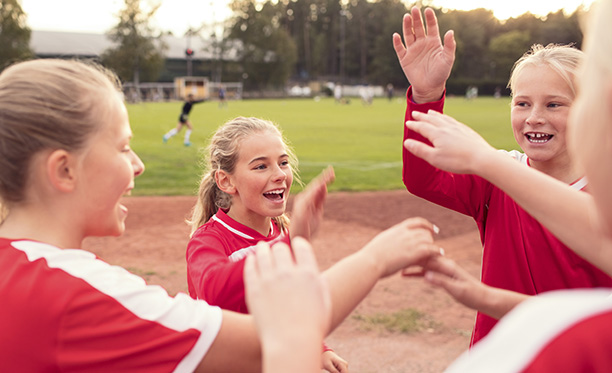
[186,117,351,371]
[393,7,612,347]
[0,59,442,372]
[430,1,612,370]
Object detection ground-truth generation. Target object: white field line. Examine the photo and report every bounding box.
[299,161,401,171]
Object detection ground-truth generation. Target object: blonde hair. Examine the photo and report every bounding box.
[508,43,584,97]
[189,116,300,235]
[0,59,122,219]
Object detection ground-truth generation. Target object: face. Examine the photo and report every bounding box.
[225,131,293,230]
[511,64,575,171]
[77,95,145,238]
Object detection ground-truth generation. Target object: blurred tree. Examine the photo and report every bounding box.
[366,0,409,85]
[229,0,297,89]
[0,0,33,70]
[101,0,166,85]
[488,30,531,81]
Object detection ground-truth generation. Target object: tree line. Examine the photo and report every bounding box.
[1,0,587,95]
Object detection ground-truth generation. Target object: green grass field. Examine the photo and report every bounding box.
[128,96,515,196]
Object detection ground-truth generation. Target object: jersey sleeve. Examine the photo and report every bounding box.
[402,86,490,219]
[1,240,222,373]
[187,230,249,313]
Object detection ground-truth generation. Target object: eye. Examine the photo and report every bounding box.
[253,164,267,170]
[280,159,290,167]
[513,101,528,107]
[548,102,561,108]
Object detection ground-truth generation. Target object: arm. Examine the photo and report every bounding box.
[323,217,443,330]
[393,8,487,216]
[187,234,249,312]
[404,110,612,276]
[421,256,528,320]
[195,311,262,373]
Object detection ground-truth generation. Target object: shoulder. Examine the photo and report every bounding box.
[499,149,528,164]
[447,289,612,372]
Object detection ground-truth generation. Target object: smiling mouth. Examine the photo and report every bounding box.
[263,189,284,201]
[525,132,553,143]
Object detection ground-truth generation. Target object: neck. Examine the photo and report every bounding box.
[529,156,583,185]
[0,203,84,249]
[225,208,272,237]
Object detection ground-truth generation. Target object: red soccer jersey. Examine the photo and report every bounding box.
[446,289,612,372]
[403,87,612,346]
[0,238,222,372]
[187,209,286,313]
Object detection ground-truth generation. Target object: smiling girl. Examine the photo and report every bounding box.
[186,117,349,372]
[393,7,612,347]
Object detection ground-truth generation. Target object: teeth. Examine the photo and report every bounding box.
[265,190,283,195]
[526,132,552,143]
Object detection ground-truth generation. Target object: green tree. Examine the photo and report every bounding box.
[101,0,166,84]
[229,0,297,89]
[0,0,33,70]
[488,30,531,82]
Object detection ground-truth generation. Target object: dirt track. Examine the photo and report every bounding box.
[84,190,482,372]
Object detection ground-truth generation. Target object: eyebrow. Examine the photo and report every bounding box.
[248,154,289,165]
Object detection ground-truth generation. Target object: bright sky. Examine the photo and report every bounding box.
[21,0,595,35]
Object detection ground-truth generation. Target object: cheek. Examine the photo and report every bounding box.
[510,116,523,142]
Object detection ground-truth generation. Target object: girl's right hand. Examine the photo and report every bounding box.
[392,7,456,103]
[361,217,442,278]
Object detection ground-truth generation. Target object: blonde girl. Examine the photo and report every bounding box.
[186,116,350,372]
[394,7,612,347]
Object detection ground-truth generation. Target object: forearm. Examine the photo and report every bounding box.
[261,332,322,373]
[323,250,383,331]
[478,151,612,274]
[196,311,262,372]
[478,285,530,320]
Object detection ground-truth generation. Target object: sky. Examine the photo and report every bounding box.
[21,0,595,36]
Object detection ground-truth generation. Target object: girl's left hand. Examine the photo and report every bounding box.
[404,110,496,175]
[290,166,335,240]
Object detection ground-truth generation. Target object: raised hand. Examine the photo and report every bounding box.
[244,238,331,373]
[404,110,497,175]
[392,7,456,103]
[289,166,335,241]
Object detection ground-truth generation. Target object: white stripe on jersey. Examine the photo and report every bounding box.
[446,289,612,373]
[504,149,587,190]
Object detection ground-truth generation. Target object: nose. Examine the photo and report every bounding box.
[131,150,145,177]
[526,106,545,125]
[272,164,288,182]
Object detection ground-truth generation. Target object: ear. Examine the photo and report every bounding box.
[215,169,236,194]
[46,149,77,193]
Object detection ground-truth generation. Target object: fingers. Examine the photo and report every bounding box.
[402,12,415,47]
[410,6,426,40]
[443,30,457,58]
[423,7,439,38]
[291,237,319,270]
[398,216,438,233]
[392,32,406,56]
